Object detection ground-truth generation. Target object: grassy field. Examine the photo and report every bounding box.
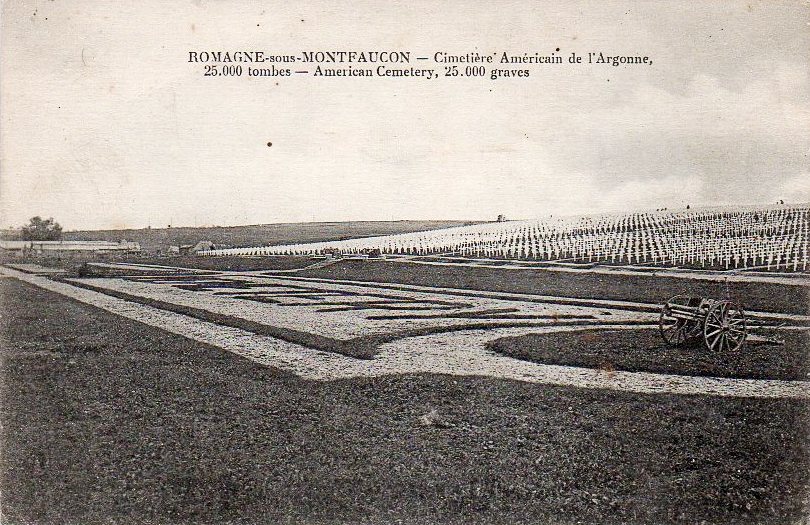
[490,328,810,381]
[52,220,481,253]
[298,260,810,315]
[1,279,809,524]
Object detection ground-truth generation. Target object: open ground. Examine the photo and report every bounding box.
[1,256,809,524]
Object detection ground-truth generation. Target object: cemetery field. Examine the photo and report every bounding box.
[1,276,809,525]
[203,206,810,273]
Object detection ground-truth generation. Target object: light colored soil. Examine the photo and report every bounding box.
[5,263,66,275]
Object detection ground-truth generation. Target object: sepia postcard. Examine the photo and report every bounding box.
[1,1,808,524]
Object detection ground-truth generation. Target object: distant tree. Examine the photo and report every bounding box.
[21,216,62,241]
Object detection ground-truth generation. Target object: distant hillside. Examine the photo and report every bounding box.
[56,220,482,253]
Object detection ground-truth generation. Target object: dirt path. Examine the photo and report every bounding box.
[388,257,810,287]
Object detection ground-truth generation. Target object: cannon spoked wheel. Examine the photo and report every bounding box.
[704,300,747,352]
[659,294,702,347]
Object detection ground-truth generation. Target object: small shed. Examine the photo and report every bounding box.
[191,240,215,254]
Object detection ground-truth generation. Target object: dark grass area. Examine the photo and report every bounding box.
[175,282,254,291]
[489,328,810,381]
[315,303,459,313]
[298,260,810,315]
[128,275,240,282]
[2,279,809,524]
[366,310,595,320]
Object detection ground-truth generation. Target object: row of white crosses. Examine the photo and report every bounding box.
[199,206,810,271]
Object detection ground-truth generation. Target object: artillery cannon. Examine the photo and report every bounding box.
[659,295,747,351]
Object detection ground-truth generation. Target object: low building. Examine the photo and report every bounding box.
[178,241,216,255]
[191,240,215,254]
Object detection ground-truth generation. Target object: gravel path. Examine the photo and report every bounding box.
[87,262,214,273]
[391,257,810,285]
[3,265,808,399]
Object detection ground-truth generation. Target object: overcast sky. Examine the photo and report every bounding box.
[2,0,808,230]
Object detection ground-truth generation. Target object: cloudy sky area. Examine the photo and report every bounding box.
[1,0,808,230]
